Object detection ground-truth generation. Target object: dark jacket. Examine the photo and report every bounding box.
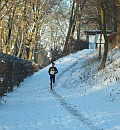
[48,67,58,76]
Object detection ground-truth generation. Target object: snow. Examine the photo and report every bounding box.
[0,48,120,130]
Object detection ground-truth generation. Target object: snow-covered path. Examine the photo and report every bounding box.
[0,49,120,130]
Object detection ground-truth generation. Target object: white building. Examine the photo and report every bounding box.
[84,30,111,49]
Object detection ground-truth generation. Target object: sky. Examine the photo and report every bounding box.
[0,47,120,130]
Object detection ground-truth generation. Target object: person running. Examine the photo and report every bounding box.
[48,62,58,89]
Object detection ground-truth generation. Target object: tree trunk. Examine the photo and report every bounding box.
[100,4,109,70]
[3,28,7,54]
[17,0,27,58]
[0,19,2,51]
[112,0,118,32]
[117,0,120,47]
[63,0,75,54]
[76,0,81,40]
[99,33,102,61]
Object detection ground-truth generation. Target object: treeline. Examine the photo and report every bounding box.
[64,0,120,69]
[0,0,71,68]
[0,0,67,60]
[0,0,120,69]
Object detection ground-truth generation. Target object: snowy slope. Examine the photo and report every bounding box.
[0,48,120,130]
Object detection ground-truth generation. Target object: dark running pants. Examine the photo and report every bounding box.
[50,75,55,89]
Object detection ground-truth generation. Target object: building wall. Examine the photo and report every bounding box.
[88,34,105,49]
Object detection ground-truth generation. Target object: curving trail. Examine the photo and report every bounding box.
[50,51,102,130]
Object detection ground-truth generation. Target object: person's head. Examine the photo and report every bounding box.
[52,62,55,67]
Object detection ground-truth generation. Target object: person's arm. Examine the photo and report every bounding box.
[55,67,58,74]
[48,68,50,75]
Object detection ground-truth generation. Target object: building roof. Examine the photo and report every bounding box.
[84,30,112,35]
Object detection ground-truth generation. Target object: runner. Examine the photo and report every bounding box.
[48,62,58,89]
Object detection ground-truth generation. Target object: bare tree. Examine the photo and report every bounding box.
[0,0,119,66]
[97,0,120,69]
